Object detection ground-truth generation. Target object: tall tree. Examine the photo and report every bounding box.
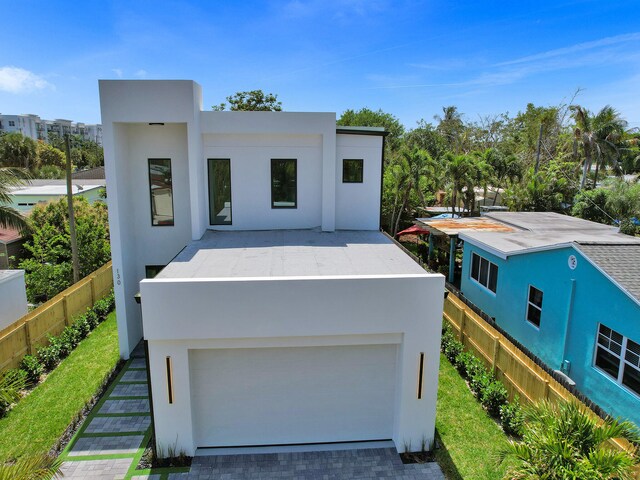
[0,132,37,169]
[338,108,405,153]
[443,153,475,216]
[434,106,466,153]
[570,105,628,189]
[212,90,282,111]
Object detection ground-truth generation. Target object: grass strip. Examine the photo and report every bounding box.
[435,353,515,480]
[0,312,120,461]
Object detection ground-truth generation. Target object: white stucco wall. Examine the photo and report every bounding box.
[335,134,383,230]
[203,134,323,230]
[0,270,28,330]
[141,273,444,455]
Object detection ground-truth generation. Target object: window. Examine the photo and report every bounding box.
[208,158,232,225]
[145,265,165,278]
[343,159,363,183]
[526,285,543,327]
[470,252,498,293]
[8,121,15,127]
[271,159,297,208]
[148,158,174,226]
[595,324,640,396]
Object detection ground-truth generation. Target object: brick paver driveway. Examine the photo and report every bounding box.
[59,347,445,479]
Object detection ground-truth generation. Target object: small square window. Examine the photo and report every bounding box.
[343,159,363,183]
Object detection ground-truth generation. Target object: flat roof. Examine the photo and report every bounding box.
[157,230,427,279]
[457,212,640,257]
[416,216,516,236]
[10,184,103,196]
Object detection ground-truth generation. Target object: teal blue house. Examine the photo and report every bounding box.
[457,212,640,425]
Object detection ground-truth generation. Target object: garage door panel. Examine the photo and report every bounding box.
[190,344,397,447]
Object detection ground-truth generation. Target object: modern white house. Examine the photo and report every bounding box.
[99,80,444,457]
[0,270,28,331]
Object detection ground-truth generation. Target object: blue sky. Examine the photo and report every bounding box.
[1,0,639,129]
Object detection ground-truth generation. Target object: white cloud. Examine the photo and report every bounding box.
[134,69,148,78]
[0,66,54,94]
[112,68,123,78]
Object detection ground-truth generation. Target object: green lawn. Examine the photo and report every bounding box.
[435,353,515,480]
[0,312,120,461]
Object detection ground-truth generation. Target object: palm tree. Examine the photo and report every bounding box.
[498,400,640,480]
[444,153,474,216]
[0,455,62,480]
[0,167,30,230]
[571,105,628,189]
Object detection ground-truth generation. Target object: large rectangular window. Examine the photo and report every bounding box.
[526,285,543,328]
[343,159,363,183]
[470,252,498,293]
[208,158,232,225]
[271,159,297,208]
[595,324,640,396]
[148,158,174,226]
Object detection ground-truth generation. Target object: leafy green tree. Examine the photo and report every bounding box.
[212,90,282,112]
[0,167,30,230]
[434,106,467,153]
[405,120,448,162]
[338,107,405,153]
[0,132,37,169]
[571,105,628,189]
[443,153,477,216]
[34,142,65,170]
[572,188,612,224]
[498,400,640,480]
[19,197,110,303]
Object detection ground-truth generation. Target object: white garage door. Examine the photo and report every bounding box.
[190,344,397,447]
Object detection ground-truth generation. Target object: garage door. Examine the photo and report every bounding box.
[190,344,397,447]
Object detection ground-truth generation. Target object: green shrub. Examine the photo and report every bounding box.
[469,370,492,399]
[72,316,91,339]
[48,334,70,359]
[454,351,475,375]
[36,344,61,370]
[20,355,44,384]
[92,297,110,320]
[60,326,80,349]
[481,380,508,417]
[85,310,99,329]
[500,398,525,437]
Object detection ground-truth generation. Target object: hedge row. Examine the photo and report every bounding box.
[0,290,116,418]
[441,323,525,437]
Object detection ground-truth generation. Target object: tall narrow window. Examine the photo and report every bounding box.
[271,159,297,208]
[526,285,543,328]
[208,158,232,225]
[343,159,364,183]
[148,158,174,226]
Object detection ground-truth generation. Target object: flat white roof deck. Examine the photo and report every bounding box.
[157,229,427,279]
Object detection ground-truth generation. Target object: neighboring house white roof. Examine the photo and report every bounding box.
[157,229,427,279]
[9,184,103,196]
[458,212,640,258]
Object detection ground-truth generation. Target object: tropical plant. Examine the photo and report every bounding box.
[0,166,30,230]
[212,89,282,112]
[498,400,640,480]
[443,153,475,216]
[571,105,628,189]
[0,368,26,417]
[0,454,62,480]
[0,132,37,169]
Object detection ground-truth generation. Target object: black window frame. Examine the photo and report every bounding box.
[470,252,498,293]
[148,158,175,227]
[526,285,543,328]
[145,265,165,279]
[207,158,232,225]
[271,158,297,209]
[594,323,640,397]
[342,159,364,183]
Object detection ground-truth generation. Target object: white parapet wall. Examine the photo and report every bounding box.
[140,272,444,456]
[0,270,28,331]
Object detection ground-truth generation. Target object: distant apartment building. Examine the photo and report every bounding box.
[0,114,103,145]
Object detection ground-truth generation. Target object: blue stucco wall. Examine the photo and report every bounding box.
[460,241,640,425]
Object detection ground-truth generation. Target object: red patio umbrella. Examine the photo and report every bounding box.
[395,225,431,236]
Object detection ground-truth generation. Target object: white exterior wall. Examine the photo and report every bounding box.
[203,134,323,230]
[0,270,28,330]
[140,273,444,455]
[336,134,383,230]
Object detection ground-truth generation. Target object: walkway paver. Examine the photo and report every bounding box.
[60,346,445,479]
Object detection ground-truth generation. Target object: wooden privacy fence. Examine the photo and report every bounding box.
[443,289,634,454]
[0,261,113,372]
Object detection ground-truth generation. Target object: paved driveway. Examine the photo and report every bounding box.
[59,349,445,479]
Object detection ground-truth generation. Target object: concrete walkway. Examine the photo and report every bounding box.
[59,347,445,479]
